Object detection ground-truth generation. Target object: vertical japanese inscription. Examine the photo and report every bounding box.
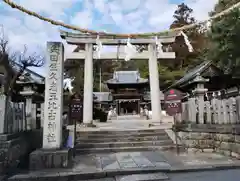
[43,42,64,149]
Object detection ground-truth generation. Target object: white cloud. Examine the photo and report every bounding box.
[71,11,93,28]
[93,0,109,13]
[17,0,80,18]
[0,0,219,75]
[121,0,142,11]
[186,0,218,20]
[91,0,218,32]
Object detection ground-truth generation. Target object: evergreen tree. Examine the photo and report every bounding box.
[135,3,203,89]
[171,3,195,28]
[207,0,240,75]
[170,3,207,69]
[147,2,207,89]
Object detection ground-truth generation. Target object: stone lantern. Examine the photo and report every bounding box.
[191,73,209,124]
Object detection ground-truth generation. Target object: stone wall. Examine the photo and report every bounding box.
[0,131,37,174]
[0,128,69,175]
[177,124,240,158]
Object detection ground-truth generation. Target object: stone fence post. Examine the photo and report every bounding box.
[236,96,240,124]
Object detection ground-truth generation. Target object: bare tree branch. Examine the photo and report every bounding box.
[19,45,44,68]
[0,26,45,97]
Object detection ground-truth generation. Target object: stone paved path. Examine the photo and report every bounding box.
[8,150,240,181]
[70,115,173,132]
[73,151,170,172]
[73,150,240,172]
[71,151,240,180]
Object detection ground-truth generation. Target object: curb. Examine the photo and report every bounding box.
[168,164,240,173]
[8,164,240,181]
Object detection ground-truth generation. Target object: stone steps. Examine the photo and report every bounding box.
[75,129,176,154]
[75,145,181,154]
[77,135,170,143]
[77,133,169,139]
[77,133,167,139]
[76,140,173,149]
[77,131,167,138]
[78,129,166,135]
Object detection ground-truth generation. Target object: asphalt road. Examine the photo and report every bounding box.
[168,169,240,181]
[84,169,240,181]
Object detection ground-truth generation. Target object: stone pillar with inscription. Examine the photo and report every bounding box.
[29,42,73,170]
[83,43,93,125]
[148,44,162,122]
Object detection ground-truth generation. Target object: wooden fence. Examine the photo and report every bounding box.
[182,96,240,124]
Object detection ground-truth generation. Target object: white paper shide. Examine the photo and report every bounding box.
[95,35,103,59]
[181,31,194,52]
[124,38,137,61]
[155,36,163,55]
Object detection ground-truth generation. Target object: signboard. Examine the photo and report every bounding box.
[164,89,183,116]
[70,98,83,120]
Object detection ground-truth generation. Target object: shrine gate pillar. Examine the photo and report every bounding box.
[83,43,93,124]
[148,44,162,121]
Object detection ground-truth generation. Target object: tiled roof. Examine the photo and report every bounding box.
[167,60,212,89]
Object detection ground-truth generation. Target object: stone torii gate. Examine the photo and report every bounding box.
[60,30,177,124]
[40,31,179,151]
[30,32,178,169]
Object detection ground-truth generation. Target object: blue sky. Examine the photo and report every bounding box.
[0,0,218,76]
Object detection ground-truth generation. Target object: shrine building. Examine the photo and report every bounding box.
[106,71,148,115]
[104,70,164,115]
[167,60,240,98]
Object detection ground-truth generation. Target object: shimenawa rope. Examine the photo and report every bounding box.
[2,0,240,38]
